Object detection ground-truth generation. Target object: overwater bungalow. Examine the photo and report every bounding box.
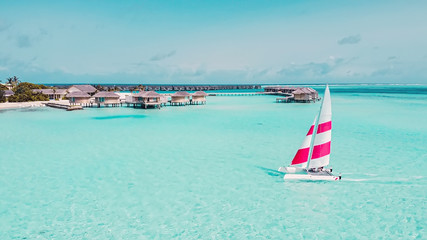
[306,87,319,100]
[94,91,120,107]
[170,91,191,106]
[67,85,97,96]
[66,91,91,106]
[160,96,168,106]
[32,89,68,100]
[126,91,162,109]
[293,89,314,102]
[265,86,319,103]
[191,91,208,105]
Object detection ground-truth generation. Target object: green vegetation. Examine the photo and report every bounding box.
[0,90,5,103]
[94,84,105,91]
[6,78,49,102]
[107,85,121,92]
[129,84,145,94]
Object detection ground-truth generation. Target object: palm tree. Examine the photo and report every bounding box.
[6,76,20,88]
[52,87,57,100]
[95,84,104,91]
[137,84,146,92]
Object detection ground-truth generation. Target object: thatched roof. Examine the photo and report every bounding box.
[69,85,97,93]
[55,89,68,94]
[292,89,305,94]
[172,91,190,97]
[93,91,120,98]
[301,88,312,94]
[291,87,318,95]
[306,88,317,93]
[4,90,14,97]
[144,91,161,97]
[66,91,91,98]
[133,91,161,97]
[133,91,147,97]
[192,91,208,96]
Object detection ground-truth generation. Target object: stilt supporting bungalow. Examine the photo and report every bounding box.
[191,91,208,105]
[94,91,121,107]
[66,91,92,107]
[265,86,319,103]
[125,91,162,109]
[170,91,191,106]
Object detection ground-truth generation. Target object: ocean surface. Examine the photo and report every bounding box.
[0,85,426,239]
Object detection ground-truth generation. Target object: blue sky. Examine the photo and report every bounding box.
[0,0,426,84]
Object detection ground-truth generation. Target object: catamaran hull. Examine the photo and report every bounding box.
[278,166,306,173]
[284,174,341,181]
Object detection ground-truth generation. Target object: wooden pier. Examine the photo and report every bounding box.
[45,102,83,111]
[208,92,265,96]
[125,102,162,109]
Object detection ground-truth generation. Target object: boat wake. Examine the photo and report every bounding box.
[341,178,370,182]
[341,176,425,185]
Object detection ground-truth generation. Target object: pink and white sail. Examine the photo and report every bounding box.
[309,85,332,168]
[290,117,316,168]
[289,85,332,169]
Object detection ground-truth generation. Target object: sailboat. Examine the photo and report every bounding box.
[278,85,341,181]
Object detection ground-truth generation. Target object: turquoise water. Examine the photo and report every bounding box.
[0,85,426,239]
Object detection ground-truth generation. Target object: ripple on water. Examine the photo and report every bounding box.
[0,88,426,239]
[92,114,146,120]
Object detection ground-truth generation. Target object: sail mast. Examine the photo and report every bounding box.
[305,85,327,170]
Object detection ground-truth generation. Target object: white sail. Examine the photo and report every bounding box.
[308,85,332,168]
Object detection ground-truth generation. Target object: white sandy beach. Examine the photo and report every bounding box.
[0,100,70,110]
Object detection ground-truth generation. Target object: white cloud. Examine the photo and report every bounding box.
[149,50,176,61]
[338,34,361,45]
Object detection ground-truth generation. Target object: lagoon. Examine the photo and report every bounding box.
[0,85,426,239]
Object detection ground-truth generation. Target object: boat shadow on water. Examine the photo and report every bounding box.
[255,166,284,178]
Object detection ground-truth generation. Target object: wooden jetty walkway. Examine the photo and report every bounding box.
[208,92,265,96]
[45,102,83,111]
[276,96,293,103]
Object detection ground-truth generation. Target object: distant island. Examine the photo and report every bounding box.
[1,76,319,109]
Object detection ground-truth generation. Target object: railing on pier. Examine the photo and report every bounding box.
[45,102,83,111]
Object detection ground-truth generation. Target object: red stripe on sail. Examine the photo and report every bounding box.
[311,141,331,159]
[291,147,310,165]
[306,125,314,135]
[317,121,331,134]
